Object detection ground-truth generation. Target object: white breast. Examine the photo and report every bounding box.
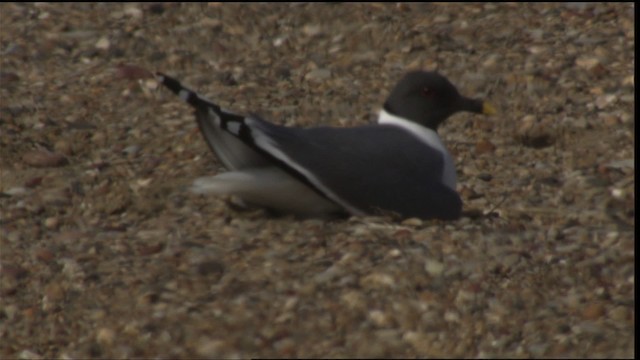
[377,109,457,190]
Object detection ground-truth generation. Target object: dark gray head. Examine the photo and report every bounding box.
[383,71,495,131]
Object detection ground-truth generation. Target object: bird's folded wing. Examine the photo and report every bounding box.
[245,117,463,219]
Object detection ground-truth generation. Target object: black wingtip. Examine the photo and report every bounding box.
[155,72,218,111]
[155,72,183,96]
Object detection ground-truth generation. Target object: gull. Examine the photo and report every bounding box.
[156,71,495,220]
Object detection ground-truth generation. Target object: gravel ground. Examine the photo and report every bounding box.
[0,3,634,358]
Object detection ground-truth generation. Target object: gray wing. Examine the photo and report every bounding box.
[247,117,462,220]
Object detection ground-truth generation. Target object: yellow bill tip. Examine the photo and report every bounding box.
[482,102,497,116]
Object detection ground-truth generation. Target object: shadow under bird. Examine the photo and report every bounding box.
[156,70,495,220]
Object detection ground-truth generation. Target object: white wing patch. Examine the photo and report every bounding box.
[226,121,242,135]
[199,109,268,170]
[190,168,342,216]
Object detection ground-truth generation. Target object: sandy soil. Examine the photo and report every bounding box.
[0,3,634,358]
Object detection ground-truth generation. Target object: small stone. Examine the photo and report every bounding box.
[575,57,599,69]
[314,264,343,284]
[273,35,287,47]
[360,273,396,289]
[595,94,617,109]
[582,303,606,320]
[123,5,142,18]
[528,343,549,357]
[122,144,141,156]
[401,218,422,226]
[2,264,28,279]
[44,282,65,302]
[4,187,27,196]
[24,177,43,188]
[54,139,73,156]
[341,290,366,310]
[196,259,225,277]
[22,150,68,167]
[18,350,43,360]
[41,187,71,207]
[96,327,116,346]
[369,310,391,327]
[44,216,60,229]
[501,254,520,269]
[575,56,607,76]
[137,242,164,256]
[610,188,624,199]
[305,68,331,81]
[444,310,460,323]
[95,36,111,50]
[527,45,548,55]
[482,54,499,69]
[516,116,554,148]
[387,248,402,258]
[608,306,630,322]
[433,14,450,23]
[403,331,432,354]
[115,64,151,80]
[425,259,445,276]
[475,138,496,154]
[274,337,296,356]
[198,18,222,29]
[0,71,20,88]
[34,248,55,262]
[302,24,322,37]
[196,338,225,357]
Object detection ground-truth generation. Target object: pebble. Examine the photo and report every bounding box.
[574,55,600,70]
[360,273,396,289]
[44,282,65,302]
[0,71,20,87]
[341,290,366,310]
[122,144,141,156]
[608,305,630,322]
[96,327,116,346]
[305,68,331,81]
[137,243,164,256]
[18,350,43,360]
[302,24,323,37]
[41,188,71,207]
[595,94,617,109]
[44,216,60,229]
[54,139,73,156]
[475,139,496,154]
[22,150,68,168]
[95,36,111,50]
[516,115,555,148]
[24,176,43,188]
[401,218,422,226]
[196,338,225,358]
[4,187,27,196]
[582,303,606,320]
[425,259,445,276]
[34,247,55,262]
[123,4,142,18]
[196,259,225,277]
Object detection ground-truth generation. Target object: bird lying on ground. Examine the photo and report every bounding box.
[156,70,495,220]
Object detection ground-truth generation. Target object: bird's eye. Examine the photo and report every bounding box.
[422,87,434,97]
